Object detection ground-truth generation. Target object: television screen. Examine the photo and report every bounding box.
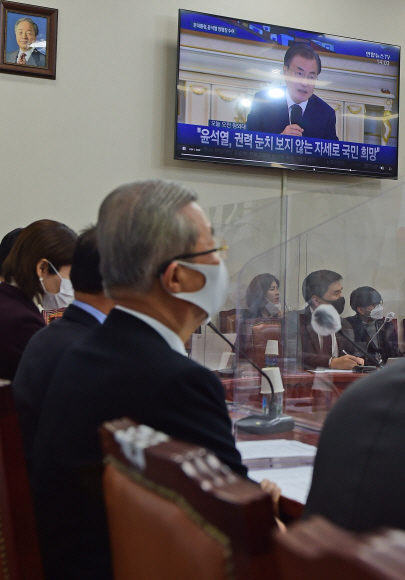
[175,9,400,179]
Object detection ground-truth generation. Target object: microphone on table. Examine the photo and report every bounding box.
[311,304,382,368]
[290,104,303,127]
[207,322,295,435]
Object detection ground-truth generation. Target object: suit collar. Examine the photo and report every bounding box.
[62,303,101,328]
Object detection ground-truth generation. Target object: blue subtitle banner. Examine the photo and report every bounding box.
[177,123,396,166]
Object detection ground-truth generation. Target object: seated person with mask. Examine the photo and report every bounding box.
[12,226,114,471]
[346,286,401,366]
[285,270,364,370]
[246,273,284,318]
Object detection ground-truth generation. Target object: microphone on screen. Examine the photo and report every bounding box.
[290,104,303,127]
[311,304,382,368]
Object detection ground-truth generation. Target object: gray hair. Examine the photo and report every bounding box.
[97,180,199,293]
[15,17,39,37]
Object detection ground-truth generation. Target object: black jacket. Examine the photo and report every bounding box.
[13,303,101,466]
[345,313,401,365]
[31,308,245,580]
[246,91,338,141]
[304,360,405,531]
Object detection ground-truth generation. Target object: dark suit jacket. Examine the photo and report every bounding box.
[246,91,338,141]
[5,48,46,66]
[31,308,246,580]
[13,303,101,467]
[0,283,45,380]
[299,306,358,369]
[304,360,405,531]
[345,313,401,365]
[283,306,358,370]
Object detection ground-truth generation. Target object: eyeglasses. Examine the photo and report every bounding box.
[287,67,317,81]
[363,300,383,311]
[157,245,229,277]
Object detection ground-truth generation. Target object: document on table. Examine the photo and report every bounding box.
[236,439,317,461]
[249,466,314,505]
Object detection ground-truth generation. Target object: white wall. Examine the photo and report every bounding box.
[1,0,404,236]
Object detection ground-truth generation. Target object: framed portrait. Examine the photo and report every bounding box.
[0,2,58,79]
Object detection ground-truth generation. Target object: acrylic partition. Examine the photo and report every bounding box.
[190,177,405,447]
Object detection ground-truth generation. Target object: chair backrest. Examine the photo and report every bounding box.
[0,381,43,580]
[274,516,405,580]
[99,418,277,580]
[219,309,237,333]
[243,318,282,368]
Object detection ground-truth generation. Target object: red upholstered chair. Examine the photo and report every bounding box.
[99,418,278,580]
[0,381,43,580]
[243,318,282,369]
[274,515,405,580]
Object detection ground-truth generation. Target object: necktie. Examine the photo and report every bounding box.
[18,53,26,65]
[290,103,303,126]
[322,334,332,357]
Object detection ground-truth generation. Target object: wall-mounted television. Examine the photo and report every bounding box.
[175,9,400,179]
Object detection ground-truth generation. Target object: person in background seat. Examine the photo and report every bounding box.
[346,286,402,366]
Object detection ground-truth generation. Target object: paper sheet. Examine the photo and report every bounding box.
[249,466,314,505]
[236,439,317,461]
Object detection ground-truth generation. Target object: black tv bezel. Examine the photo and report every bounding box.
[174,8,400,180]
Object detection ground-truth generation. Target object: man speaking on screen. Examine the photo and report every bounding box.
[246,43,338,141]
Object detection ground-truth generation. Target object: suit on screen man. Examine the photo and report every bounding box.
[5,17,46,67]
[31,180,247,580]
[246,44,338,141]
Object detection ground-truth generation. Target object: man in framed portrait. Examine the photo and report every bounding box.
[5,16,46,67]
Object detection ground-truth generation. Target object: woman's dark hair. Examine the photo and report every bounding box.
[246,273,279,314]
[3,219,77,299]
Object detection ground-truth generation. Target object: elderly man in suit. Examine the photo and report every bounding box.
[5,17,46,67]
[246,43,338,141]
[12,226,114,470]
[30,180,247,580]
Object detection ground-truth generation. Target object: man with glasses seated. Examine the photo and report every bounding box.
[346,286,402,366]
[30,180,248,580]
[246,43,338,140]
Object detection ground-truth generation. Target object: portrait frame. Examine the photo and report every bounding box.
[0,1,58,79]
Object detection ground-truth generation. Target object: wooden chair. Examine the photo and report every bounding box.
[274,515,405,580]
[243,317,282,369]
[219,309,237,333]
[99,418,278,580]
[0,381,43,580]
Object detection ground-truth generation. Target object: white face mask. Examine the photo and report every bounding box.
[369,304,384,320]
[167,259,229,324]
[40,261,74,310]
[364,304,384,320]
